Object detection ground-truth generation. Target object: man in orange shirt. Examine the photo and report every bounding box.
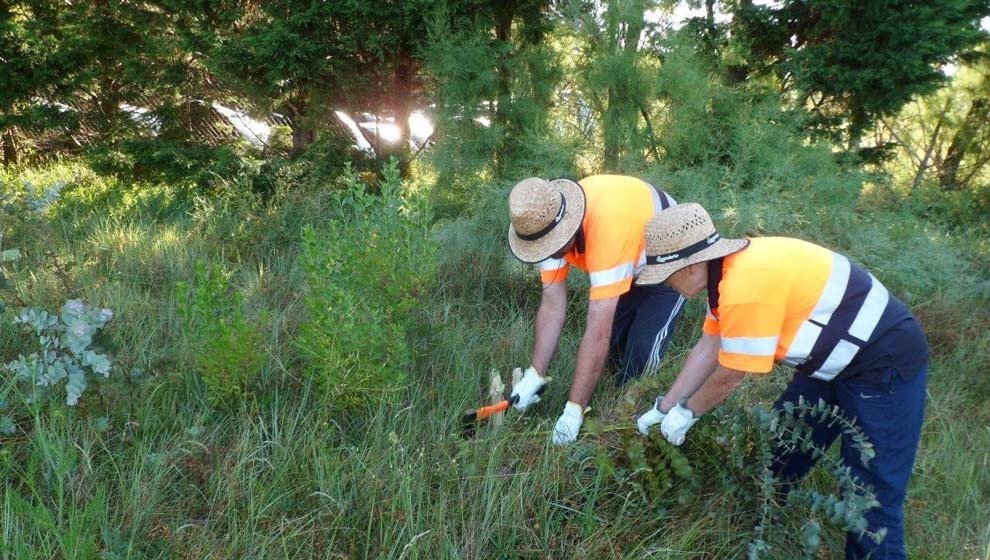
[635,203,928,560]
[506,176,684,444]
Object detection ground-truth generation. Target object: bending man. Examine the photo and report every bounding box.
[506,175,683,444]
[635,203,928,559]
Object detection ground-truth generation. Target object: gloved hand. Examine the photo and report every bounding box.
[637,395,667,435]
[510,366,549,410]
[552,401,585,445]
[660,401,699,446]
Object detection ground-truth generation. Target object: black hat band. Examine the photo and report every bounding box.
[517,193,567,242]
[646,233,721,265]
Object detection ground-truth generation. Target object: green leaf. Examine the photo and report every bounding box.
[0,249,20,262]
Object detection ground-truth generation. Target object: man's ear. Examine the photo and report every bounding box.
[688,262,709,283]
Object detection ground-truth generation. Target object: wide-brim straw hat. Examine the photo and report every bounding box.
[637,203,749,285]
[507,177,586,263]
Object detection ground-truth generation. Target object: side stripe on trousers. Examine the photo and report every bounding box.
[644,294,686,374]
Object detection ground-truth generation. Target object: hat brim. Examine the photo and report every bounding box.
[636,238,750,285]
[508,179,586,264]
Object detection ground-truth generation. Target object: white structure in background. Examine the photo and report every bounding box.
[120,100,438,154]
[335,110,436,154]
[211,103,273,146]
[120,103,160,132]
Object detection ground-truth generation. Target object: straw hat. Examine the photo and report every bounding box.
[637,203,749,285]
[507,177,586,263]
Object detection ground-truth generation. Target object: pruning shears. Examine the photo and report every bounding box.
[460,384,547,438]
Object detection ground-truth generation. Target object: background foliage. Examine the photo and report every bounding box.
[1,1,989,558]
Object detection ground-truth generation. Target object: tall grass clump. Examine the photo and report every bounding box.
[296,160,437,411]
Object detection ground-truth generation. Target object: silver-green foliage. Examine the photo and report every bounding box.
[3,299,113,408]
[0,181,63,303]
[625,398,884,559]
[745,399,885,558]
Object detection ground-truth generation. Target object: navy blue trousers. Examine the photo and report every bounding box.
[772,366,928,559]
[609,283,685,385]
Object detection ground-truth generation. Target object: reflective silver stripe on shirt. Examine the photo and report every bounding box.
[634,248,647,277]
[808,274,890,380]
[848,274,889,341]
[636,185,674,278]
[590,262,634,287]
[539,258,566,271]
[721,335,779,356]
[809,339,861,381]
[782,253,850,365]
[649,186,664,216]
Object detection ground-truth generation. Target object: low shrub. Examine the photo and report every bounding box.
[620,399,883,559]
[295,160,437,411]
[176,261,264,410]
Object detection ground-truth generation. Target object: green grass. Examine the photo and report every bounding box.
[1,162,988,559]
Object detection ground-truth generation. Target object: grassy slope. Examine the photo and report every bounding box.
[0,162,988,560]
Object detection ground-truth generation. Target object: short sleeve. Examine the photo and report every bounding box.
[702,304,720,335]
[589,276,632,300]
[585,247,636,301]
[539,258,570,285]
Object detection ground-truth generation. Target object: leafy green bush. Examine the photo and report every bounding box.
[176,261,263,410]
[295,160,437,411]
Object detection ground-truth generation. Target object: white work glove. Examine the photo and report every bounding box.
[552,401,585,445]
[660,401,699,446]
[637,395,667,435]
[510,366,549,410]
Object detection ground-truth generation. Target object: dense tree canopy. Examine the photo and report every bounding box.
[728,0,989,145]
[1,0,988,176]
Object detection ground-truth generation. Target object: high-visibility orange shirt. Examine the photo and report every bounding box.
[703,237,927,380]
[702,237,833,373]
[539,175,674,300]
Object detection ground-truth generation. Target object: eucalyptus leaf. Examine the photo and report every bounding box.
[0,415,15,435]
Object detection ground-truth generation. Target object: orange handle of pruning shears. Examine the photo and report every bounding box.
[461,385,547,438]
[473,399,511,421]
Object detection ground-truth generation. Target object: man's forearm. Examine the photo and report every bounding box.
[659,334,720,412]
[531,284,567,375]
[568,297,618,407]
[567,328,610,407]
[685,365,747,416]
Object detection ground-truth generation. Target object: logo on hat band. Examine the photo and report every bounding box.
[646,233,721,265]
[516,193,567,242]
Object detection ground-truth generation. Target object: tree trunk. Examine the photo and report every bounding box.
[493,3,515,179]
[847,103,867,153]
[285,97,317,159]
[939,97,988,191]
[1,128,17,166]
[705,0,718,53]
[290,125,316,159]
[381,49,415,176]
[909,101,950,193]
[603,2,645,172]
